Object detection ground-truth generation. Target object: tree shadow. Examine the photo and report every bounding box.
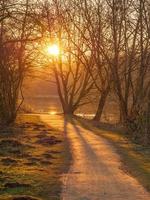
[63,115,115,171]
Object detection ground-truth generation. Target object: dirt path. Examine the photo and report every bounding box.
[41,114,150,200]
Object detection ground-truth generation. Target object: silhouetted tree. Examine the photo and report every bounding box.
[0,0,43,124]
[43,0,94,115]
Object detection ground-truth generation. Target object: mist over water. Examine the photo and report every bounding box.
[23,96,119,123]
[23,74,118,120]
[23,96,62,113]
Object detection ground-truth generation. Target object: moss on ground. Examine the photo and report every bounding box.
[74,116,150,192]
[0,115,70,200]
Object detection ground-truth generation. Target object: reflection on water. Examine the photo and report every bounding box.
[23,96,119,123]
[49,111,58,115]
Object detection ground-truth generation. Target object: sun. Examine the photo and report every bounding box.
[47,44,60,56]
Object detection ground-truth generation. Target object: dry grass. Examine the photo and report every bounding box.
[0,115,70,200]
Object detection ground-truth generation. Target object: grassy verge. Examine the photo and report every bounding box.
[74,116,150,192]
[0,114,71,200]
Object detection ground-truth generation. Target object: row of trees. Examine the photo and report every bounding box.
[0,0,149,144]
[42,0,150,144]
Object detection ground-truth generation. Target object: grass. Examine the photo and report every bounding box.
[0,114,71,200]
[74,116,150,192]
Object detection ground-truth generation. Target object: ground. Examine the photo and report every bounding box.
[42,114,150,200]
[0,114,150,200]
[0,114,70,200]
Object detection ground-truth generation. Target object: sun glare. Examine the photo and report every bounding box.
[49,111,57,115]
[47,44,60,56]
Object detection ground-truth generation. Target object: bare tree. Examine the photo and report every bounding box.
[0,0,43,124]
[106,0,150,123]
[42,0,94,115]
[74,0,112,121]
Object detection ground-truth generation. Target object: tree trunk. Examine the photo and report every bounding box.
[93,88,109,121]
[63,106,75,115]
[119,100,129,124]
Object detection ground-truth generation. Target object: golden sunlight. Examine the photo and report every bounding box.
[47,44,60,56]
[49,111,57,115]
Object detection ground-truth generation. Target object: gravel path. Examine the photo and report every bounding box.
[41,114,150,200]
